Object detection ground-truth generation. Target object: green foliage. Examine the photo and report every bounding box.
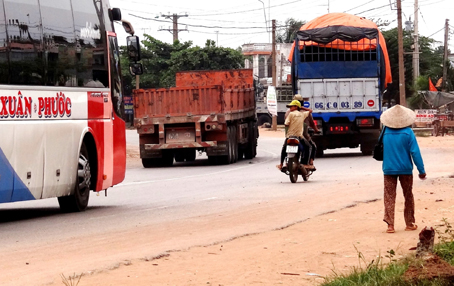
[120,35,245,90]
[324,219,454,286]
[276,18,306,43]
[323,259,408,286]
[434,218,454,265]
[381,27,453,103]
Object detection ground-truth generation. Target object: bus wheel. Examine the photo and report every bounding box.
[58,143,91,212]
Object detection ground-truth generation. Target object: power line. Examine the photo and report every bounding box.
[343,0,375,13]
[188,29,270,36]
[190,0,302,17]
[130,13,269,29]
[355,3,394,15]
[427,27,445,38]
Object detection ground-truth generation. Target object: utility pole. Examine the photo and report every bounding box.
[442,19,449,91]
[397,0,406,106]
[271,19,277,131]
[412,0,420,81]
[160,13,188,42]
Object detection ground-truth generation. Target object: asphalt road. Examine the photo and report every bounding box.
[2,129,444,285]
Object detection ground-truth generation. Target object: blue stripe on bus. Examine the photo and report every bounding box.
[0,148,35,204]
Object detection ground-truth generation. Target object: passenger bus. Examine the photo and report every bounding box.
[0,0,137,211]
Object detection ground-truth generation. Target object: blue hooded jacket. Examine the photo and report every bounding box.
[382,127,425,175]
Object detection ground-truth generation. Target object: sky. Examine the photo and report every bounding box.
[110,0,454,51]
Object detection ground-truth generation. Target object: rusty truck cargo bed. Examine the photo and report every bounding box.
[133,70,255,126]
[175,69,253,87]
[133,85,255,124]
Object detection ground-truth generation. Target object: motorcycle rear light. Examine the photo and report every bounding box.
[286,138,300,145]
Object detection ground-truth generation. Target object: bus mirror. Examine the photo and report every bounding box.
[127,35,141,61]
[129,63,143,76]
[110,8,122,21]
[122,20,135,36]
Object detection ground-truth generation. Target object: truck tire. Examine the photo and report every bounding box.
[142,158,158,168]
[161,150,174,167]
[174,151,185,162]
[219,126,234,165]
[186,149,197,161]
[244,121,258,159]
[232,125,238,163]
[361,143,374,156]
[258,114,272,127]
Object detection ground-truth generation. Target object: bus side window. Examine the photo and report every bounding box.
[72,0,108,88]
[4,0,45,85]
[0,3,8,84]
[109,37,123,118]
[40,0,76,87]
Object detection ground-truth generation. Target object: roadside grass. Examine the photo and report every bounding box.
[321,219,454,286]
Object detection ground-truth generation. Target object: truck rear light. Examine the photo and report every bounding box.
[205,124,221,131]
[329,126,349,132]
[356,118,374,127]
[138,125,154,134]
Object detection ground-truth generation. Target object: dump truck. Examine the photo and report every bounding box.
[133,69,258,167]
[289,13,392,156]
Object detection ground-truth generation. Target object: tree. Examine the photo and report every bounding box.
[381,28,453,106]
[276,18,305,43]
[120,35,245,89]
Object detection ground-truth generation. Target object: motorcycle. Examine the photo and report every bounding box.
[281,136,315,183]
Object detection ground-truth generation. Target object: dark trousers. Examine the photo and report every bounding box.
[300,138,317,165]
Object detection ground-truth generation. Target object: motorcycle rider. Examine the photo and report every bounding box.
[284,94,320,169]
[277,100,309,171]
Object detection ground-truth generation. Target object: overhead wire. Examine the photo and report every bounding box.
[190,0,302,17]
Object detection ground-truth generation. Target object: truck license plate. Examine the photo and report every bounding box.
[166,128,196,143]
[286,145,298,153]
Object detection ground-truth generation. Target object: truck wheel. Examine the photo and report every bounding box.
[174,151,185,162]
[160,151,174,167]
[186,149,196,161]
[219,126,234,165]
[232,125,238,163]
[361,143,374,156]
[244,121,257,159]
[258,114,272,126]
[58,142,91,212]
[142,158,158,168]
[228,126,236,164]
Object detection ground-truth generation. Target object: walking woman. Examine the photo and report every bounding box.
[380,105,426,233]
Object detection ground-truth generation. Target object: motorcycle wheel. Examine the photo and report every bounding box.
[288,157,298,183]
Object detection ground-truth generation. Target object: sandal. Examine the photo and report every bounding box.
[405,224,418,231]
[386,225,395,233]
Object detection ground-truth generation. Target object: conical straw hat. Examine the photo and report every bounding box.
[380,104,416,128]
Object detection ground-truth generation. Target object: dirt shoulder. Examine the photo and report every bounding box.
[64,130,454,286]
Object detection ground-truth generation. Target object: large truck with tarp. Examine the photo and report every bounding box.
[133,69,258,167]
[289,13,392,156]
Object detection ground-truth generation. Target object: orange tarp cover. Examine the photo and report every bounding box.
[289,13,392,87]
